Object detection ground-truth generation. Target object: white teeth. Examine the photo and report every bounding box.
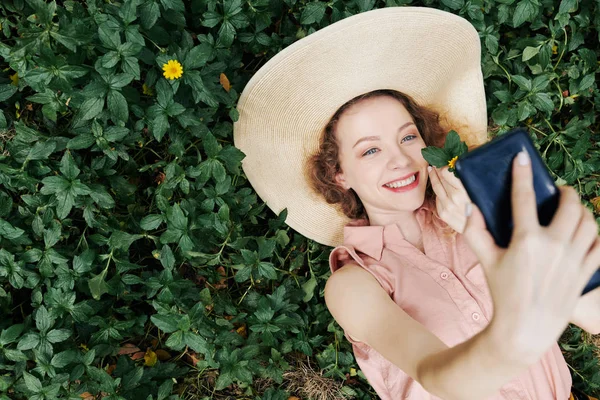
[385,174,416,188]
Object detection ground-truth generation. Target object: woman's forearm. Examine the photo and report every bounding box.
[416,324,536,400]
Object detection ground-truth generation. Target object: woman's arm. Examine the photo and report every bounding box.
[570,286,600,334]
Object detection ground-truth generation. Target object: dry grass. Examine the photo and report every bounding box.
[179,351,352,400]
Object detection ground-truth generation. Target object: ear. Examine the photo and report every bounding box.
[335,171,350,190]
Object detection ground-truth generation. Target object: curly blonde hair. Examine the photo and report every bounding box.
[306,89,460,239]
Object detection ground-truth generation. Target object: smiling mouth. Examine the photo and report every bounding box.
[383,172,418,188]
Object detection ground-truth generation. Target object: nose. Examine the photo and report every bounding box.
[386,145,412,170]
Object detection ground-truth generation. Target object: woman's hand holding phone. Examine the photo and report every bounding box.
[462,150,600,364]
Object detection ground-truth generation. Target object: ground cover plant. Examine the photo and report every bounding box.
[0,0,599,399]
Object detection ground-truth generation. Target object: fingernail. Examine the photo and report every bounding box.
[427,166,432,172]
[465,202,472,217]
[517,150,530,166]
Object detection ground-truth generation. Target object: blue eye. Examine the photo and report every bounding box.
[402,135,417,143]
[362,148,378,156]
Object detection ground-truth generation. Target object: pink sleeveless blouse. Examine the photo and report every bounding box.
[328,197,572,399]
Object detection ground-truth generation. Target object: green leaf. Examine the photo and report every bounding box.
[0,324,24,345]
[203,132,220,158]
[35,305,54,333]
[17,333,40,351]
[67,134,95,150]
[168,203,188,231]
[532,92,554,112]
[532,75,550,92]
[160,244,175,270]
[184,44,212,70]
[79,97,105,121]
[107,73,135,89]
[184,331,209,353]
[152,314,179,333]
[485,34,499,54]
[183,71,219,107]
[98,21,121,50]
[157,380,174,400]
[558,0,578,13]
[217,20,236,48]
[5,349,28,362]
[107,90,129,123]
[51,350,77,368]
[89,186,115,209]
[152,114,169,141]
[26,0,56,25]
[88,266,109,300]
[420,147,449,168]
[440,0,464,10]
[43,224,61,248]
[512,75,532,92]
[160,0,185,11]
[258,262,277,280]
[0,84,17,102]
[522,45,540,61]
[0,219,24,241]
[579,74,595,92]
[108,231,143,251]
[46,328,71,343]
[300,2,327,25]
[140,1,160,29]
[104,127,129,142]
[41,176,69,194]
[513,0,537,27]
[22,371,42,394]
[156,79,173,108]
[140,214,164,230]
[165,330,185,350]
[166,102,185,117]
[28,141,56,161]
[443,130,463,155]
[302,276,318,302]
[60,151,80,180]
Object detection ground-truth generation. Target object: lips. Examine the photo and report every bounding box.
[383,172,418,187]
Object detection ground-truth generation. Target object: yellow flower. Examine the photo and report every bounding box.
[142,83,154,96]
[552,45,558,55]
[162,60,183,80]
[9,72,18,86]
[448,155,458,169]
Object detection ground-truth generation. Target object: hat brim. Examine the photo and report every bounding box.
[233,6,488,247]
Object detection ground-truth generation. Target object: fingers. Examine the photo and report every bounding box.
[430,167,468,203]
[570,205,597,266]
[438,167,462,191]
[511,150,539,235]
[428,167,448,202]
[580,237,600,290]
[463,201,499,269]
[546,185,583,242]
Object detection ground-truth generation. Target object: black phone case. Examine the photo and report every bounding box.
[454,127,600,296]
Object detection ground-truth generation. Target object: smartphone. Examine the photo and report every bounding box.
[454,127,600,296]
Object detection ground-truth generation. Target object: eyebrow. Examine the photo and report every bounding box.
[352,122,415,149]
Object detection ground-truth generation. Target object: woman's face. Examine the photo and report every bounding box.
[334,96,430,219]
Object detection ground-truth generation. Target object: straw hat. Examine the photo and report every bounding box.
[233,6,488,247]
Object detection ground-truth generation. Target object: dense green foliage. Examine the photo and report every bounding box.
[0,0,599,399]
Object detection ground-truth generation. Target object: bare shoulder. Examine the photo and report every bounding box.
[324,262,449,382]
[324,263,375,342]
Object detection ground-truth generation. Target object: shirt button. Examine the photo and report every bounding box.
[440,272,449,279]
[472,312,480,321]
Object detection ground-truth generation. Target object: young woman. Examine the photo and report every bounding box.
[233,6,600,400]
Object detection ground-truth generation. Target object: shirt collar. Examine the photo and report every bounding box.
[342,197,435,261]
